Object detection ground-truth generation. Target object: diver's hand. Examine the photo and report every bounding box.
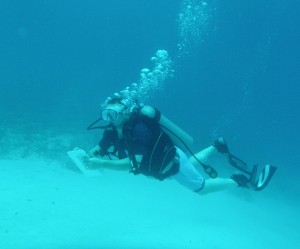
[88,145,101,157]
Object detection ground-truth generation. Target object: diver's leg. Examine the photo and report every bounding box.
[187,138,247,194]
[174,149,273,195]
[198,178,237,195]
[189,138,229,167]
[172,148,206,192]
[173,148,237,194]
[190,138,250,173]
[187,138,277,193]
[198,164,277,194]
[189,146,217,166]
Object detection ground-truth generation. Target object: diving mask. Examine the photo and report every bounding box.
[101,104,128,123]
[101,109,119,122]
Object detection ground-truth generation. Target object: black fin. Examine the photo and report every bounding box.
[250,164,277,191]
[228,154,250,175]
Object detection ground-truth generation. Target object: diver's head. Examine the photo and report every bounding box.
[101,98,130,127]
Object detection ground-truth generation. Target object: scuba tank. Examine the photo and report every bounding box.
[139,105,218,179]
[139,106,194,152]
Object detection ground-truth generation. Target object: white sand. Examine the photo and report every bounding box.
[0,157,299,249]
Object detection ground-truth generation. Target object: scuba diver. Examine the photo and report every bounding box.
[83,97,277,194]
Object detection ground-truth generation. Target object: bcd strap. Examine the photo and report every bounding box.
[201,163,218,179]
[153,108,161,122]
[129,154,140,175]
[190,154,218,178]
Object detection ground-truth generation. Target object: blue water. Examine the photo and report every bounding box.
[1,0,299,164]
[0,0,300,247]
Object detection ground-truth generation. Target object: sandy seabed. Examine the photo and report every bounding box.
[0,156,299,249]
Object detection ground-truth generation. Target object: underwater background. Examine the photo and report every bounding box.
[1,0,299,248]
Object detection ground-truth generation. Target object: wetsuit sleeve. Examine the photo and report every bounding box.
[98,129,118,154]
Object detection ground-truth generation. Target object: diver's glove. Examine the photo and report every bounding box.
[88,145,101,157]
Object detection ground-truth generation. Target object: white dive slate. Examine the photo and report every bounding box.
[67,148,102,177]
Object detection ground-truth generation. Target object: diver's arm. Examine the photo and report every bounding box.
[86,157,131,171]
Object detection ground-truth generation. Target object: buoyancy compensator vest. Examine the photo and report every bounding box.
[122,111,179,180]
